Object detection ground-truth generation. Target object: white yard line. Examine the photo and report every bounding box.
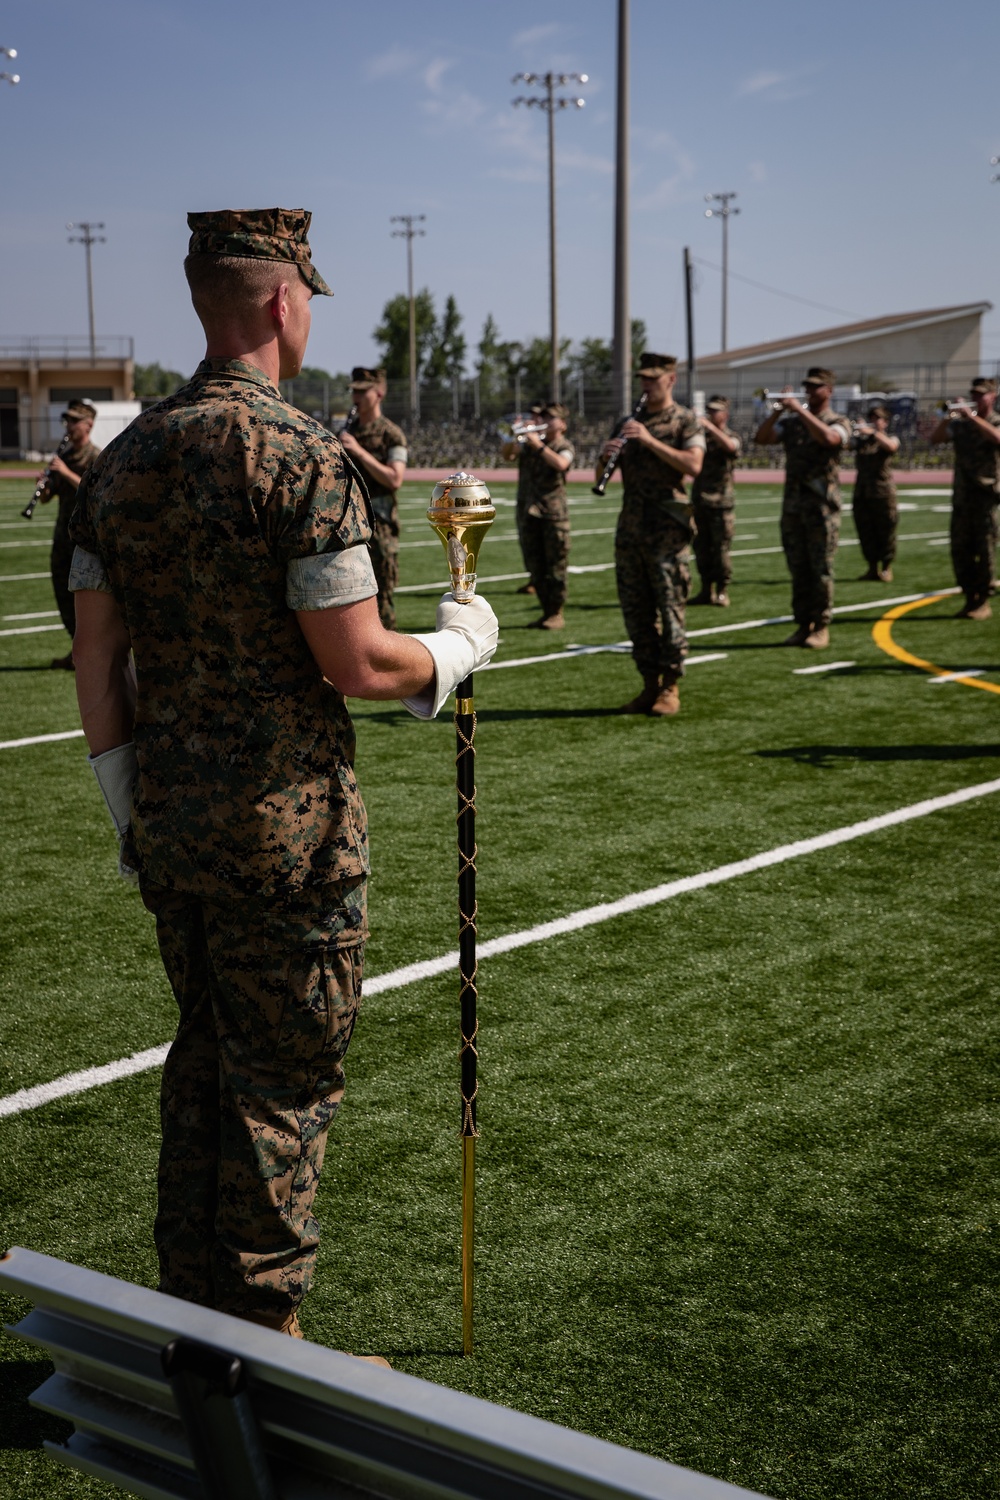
[0,572,49,584]
[927,670,986,684]
[0,728,85,750]
[0,539,53,549]
[4,774,999,1120]
[3,609,60,621]
[793,661,857,675]
[0,622,65,637]
[485,647,726,673]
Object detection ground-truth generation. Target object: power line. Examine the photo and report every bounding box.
[692,255,857,322]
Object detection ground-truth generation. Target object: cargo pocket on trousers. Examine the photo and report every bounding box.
[271,942,363,1069]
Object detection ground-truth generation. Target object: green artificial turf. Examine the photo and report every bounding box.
[1,476,997,1499]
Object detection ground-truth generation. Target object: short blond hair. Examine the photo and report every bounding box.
[184,253,303,320]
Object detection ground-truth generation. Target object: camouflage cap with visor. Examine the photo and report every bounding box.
[61,399,97,423]
[350,366,387,391]
[803,367,836,388]
[638,352,678,377]
[969,376,997,394]
[541,402,569,420]
[706,395,730,412]
[186,208,333,296]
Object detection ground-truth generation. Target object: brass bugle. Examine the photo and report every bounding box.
[764,389,807,407]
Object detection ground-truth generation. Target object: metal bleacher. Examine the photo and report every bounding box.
[1,1246,771,1500]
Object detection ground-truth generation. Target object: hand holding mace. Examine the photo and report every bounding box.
[427,471,496,1355]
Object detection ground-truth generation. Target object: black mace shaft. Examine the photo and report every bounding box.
[455,670,478,1356]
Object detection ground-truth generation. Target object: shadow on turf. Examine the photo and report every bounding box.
[757,744,1000,766]
[0,1356,70,1452]
[0,665,66,674]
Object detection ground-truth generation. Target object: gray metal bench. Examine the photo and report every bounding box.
[1,1246,770,1500]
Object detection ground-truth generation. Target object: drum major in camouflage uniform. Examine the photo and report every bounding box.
[338,367,407,629]
[35,399,100,669]
[690,395,742,608]
[930,376,1000,620]
[599,352,705,717]
[755,367,850,649]
[851,404,900,583]
[68,207,498,1344]
[517,402,574,629]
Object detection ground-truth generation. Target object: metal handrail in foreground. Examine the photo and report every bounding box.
[0,1246,772,1500]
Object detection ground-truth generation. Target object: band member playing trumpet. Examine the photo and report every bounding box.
[930,376,1000,620]
[690,396,741,607]
[502,404,545,595]
[852,405,899,583]
[600,352,704,716]
[337,367,407,628]
[515,402,574,629]
[755,367,849,649]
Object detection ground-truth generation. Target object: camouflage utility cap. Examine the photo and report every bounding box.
[350,366,386,391]
[187,208,333,296]
[970,377,997,394]
[804,367,836,388]
[638,352,678,376]
[706,396,729,412]
[63,399,97,422]
[542,402,569,420]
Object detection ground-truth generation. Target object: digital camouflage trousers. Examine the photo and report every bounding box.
[950,492,999,607]
[615,513,690,684]
[691,501,735,590]
[141,876,366,1325]
[370,516,399,630]
[780,495,841,630]
[852,486,897,571]
[521,512,570,616]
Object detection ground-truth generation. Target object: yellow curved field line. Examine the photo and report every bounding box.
[872,594,1000,696]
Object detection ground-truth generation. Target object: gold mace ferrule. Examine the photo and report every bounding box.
[427,470,496,603]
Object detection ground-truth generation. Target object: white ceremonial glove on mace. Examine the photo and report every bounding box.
[401,592,499,720]
[88,741,140,885]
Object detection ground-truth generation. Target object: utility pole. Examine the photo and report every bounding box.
[683,247,696,408]
[704,191,739,352]
[67,221,106,361]
[612,0,630,414]
[512,69,588,402]
[390,214,426,423]
[0,43,18,86]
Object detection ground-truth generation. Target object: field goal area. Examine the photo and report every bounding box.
[1,471,997,1500]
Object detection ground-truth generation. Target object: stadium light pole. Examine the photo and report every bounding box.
[704,192,740,353]
[511,70,588,402]
[612,0,630,414]
[391,214,426,424]
[1,43,18,85]
[67,221,106,362]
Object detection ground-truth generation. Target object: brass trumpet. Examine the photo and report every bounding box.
[498,413,548,463]
[763,389,807,409]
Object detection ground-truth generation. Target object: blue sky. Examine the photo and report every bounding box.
[3,0,998,379]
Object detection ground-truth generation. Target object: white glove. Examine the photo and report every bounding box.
[401,593,499,720]
[88,742,140,885]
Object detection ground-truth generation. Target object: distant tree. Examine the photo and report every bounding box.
[134,362,186,401]
[631,317,647,368]
[425,295,467,387]
[476,314,507,403]
[515,336,573,402]
[568,337,612,385]
[373,289,437,380]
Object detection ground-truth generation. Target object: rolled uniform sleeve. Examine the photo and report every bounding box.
[67,470,112,592]
[387,444,408,465]
[69,545,113,594]
[273,440,377,611]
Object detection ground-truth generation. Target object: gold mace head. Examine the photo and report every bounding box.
[427,471,496,603]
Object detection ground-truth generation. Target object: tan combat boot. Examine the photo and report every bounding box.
[804,625,830,649]
[619,674,661,714]
[712,590,730,607]
[650,682,680,716]
[782,625,810,646]
[965,599,992,621]
[878,566,893,582]
[540,611,565,630]
[516,582,536,595]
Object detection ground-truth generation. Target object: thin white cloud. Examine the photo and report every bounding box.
[736,67,814,102]
[365,46,418,81]
[748,160,767,183]
[512,23,561,51]
[424,57,455,93]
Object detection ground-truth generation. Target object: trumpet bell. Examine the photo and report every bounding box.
[428,471,497,603]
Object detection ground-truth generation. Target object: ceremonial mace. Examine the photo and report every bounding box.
[427,471,496,1355]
